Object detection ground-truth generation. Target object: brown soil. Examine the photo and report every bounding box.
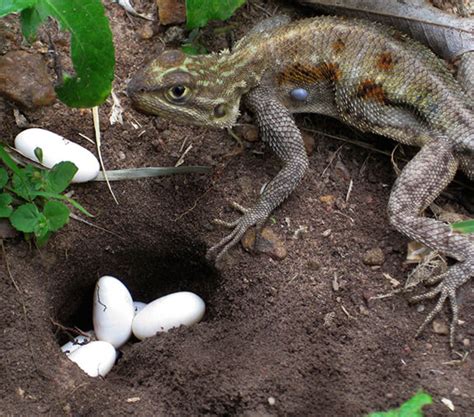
[1,1,473,416]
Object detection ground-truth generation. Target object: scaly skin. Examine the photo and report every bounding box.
[128,16,474,347]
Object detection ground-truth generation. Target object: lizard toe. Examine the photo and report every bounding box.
[411,262,472,346]
[207,208,267,263]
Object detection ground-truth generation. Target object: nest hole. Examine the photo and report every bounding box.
[51,234,220,346]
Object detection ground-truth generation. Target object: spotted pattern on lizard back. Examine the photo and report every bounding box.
[128,16,474,348]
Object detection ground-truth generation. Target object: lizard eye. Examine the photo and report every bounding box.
[166,85,191,103]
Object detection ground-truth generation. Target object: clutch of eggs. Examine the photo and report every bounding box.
[63,275,205,378]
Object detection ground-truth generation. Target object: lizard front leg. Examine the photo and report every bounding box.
[208,87,309,262]
[387,140,474,347]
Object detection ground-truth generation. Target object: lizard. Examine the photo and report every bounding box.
[127,15,474,347]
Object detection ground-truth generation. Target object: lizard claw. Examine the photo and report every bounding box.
[410,265,469,348]
[212,202,249,228]
[207,203,266,263]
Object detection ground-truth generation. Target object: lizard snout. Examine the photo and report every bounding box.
[127,73,147,102]
[127,70,154,105]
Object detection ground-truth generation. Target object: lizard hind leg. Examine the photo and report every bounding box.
[387,140,474,347]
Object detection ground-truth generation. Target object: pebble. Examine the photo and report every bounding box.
[156,0,186,25]
[323,311,336,328]
[241,227,287,260]
[0,51,55,108]
[138,23,155,40]
[307,259,321,270]
[236,124,259,142]
[362,248,385,266]
[162,26,186,44]
[302,132,315,155]
[432,319,449,335]
[319,194,336,206]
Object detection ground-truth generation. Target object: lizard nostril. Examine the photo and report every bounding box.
[214,104,226,118]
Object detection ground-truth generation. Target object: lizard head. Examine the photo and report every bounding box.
[128,50,242,129]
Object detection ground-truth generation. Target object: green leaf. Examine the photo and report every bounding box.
[43,200,69,231]
[181,43,208,55]
[34,147,44,163]
[0,145,33,201]
[25,0,115,107]
[0,0,36,17]
[33,212,49,237]
[367,392,432,417]
[35,229,51,247]
[10,203,41,232]
[452,219,474,234]
[30,190,93,217]
[20,3,49,40]
[186,0,246,29]
[0,167,8,188]
[0,145,24,178]
[46,161,77,193]
[11,165,44,200]
[0,193,13,218]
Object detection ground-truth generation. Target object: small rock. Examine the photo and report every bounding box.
[323,311,336,328]
[359,305,369,316]
[156,0,186,25]
[319,194,336,206]
[307,259,321,270]
[241,227,257,252]
[432,319,449,335]
[241,227,287,260]
[362,247,385,266]
[236,124,259,142]
[462,338,470,348]
[416,304,425,313]
[321,228,332,237]
[162,26,186,44]
[302,131,315,155]
[267,397,276,406]
[0,51,56,108]
[37,404,50,414]
[138,23,155,40]
[118,151,126,160]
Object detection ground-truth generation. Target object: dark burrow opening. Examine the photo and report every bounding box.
[51,234,221,348]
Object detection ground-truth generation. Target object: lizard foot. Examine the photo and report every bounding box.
[207,202,267,263]
[410,262,472,348]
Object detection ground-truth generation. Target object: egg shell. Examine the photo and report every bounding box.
[14,128,100,183]
[132,291,205,340]
[61,331,94,356]
[133,301,147,316]
[93,276,134,348]
[68,341,116,378]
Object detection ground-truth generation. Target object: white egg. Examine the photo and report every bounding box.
[14,128,100,183]
[93,276,134,348]
[68,341,116,377]
[133,301,147,316]
[61,331,95,356]
[132,291,205,340]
